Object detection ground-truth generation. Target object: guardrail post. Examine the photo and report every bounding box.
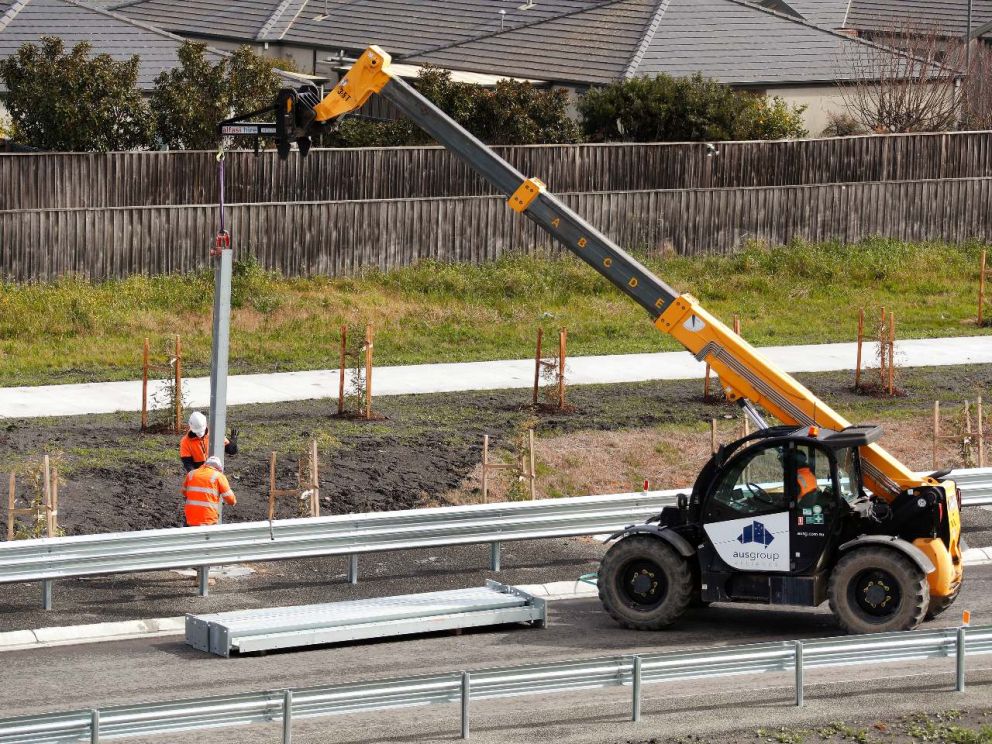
[41,580,53,610]
[632,655,642,722]
[282,689,293,744]
[795,641,804,707]
[198,566,209,597]
[348,555,359,585]
[956,627,966,692]
[490,542,501,572]
[461,671,470,739]
[90,709,100,744]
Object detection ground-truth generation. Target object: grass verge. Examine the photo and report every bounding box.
[1,238,988,386]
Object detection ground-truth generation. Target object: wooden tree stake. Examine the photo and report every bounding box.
[533,328,543,406]
[268,452,277,521]
[174,334,183,434]
[557,327,567,410]
[364,324,373,420]
[338,325,347,415]
[141,337,150,431]
[887,311,895,396]
[310,439,320,517]
[877,306,887,389]
[480,433,519,503]
[855,308,864,390]
[979,396,985,468]
[527,428,536,500]
[980,249,988,326]
[6,473,14,541]
[933,400,940,470]
[482,434,490,503]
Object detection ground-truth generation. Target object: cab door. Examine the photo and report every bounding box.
[788,442,842,574]
[701,442,792,573]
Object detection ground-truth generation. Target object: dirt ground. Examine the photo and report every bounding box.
[633,708,992,743]
[1,363,989,537]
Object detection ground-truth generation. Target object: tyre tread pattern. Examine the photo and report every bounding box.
[598,535,693,631]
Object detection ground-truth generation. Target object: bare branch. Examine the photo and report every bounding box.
[841,22,963,133]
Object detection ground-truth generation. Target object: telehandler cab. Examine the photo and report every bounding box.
[221,46,963,634]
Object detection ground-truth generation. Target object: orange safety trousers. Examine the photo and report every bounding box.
[182,465,236,526]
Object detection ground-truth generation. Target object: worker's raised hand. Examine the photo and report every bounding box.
[229,428,240,446]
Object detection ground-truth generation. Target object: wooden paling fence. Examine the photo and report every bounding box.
[2,177,991,282]
[3,131,992,210]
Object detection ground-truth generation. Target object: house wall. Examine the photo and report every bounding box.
[182,35,345,78]
[768,85,858,136]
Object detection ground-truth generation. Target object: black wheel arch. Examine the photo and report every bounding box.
[607,525,696,558]
[837,535,935,575]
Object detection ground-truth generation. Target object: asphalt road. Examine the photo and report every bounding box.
[4,562,991,740]
[3,509,991,743]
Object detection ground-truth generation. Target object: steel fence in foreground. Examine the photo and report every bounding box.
[0,624,987,743]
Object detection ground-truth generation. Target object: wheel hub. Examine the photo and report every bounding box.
[863,580,891,609]
[617,558,668,611]
[631,569,657,597]
[850,568,902,618]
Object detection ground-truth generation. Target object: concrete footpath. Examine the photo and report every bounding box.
[1,335,989,419]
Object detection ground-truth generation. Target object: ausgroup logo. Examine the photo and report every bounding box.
[737,520,775,547]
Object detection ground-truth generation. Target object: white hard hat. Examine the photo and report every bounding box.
[205,456,224,472]
[189,411,207,437]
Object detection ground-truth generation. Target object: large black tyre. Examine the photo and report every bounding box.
[598,535,693,630]
[828,547,929,634]
[925,581,962,621]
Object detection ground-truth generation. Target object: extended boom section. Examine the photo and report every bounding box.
[299,47,922,499]
[230,45,961,605]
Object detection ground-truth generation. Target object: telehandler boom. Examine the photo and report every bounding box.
[222,46,963,633]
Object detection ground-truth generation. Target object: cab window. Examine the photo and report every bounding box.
[706,444,788,520]
[836,447,862,504]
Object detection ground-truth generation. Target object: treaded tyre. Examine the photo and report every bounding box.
[828,547,929,634]
[598,535,693,630]
[925,581,962,620]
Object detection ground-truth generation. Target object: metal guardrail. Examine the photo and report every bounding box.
[1,468,989,609]
[1,624,988,743]
[952,468,992,506]
[0,489,676,608]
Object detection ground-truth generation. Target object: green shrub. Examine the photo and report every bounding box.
[578,73,807,142]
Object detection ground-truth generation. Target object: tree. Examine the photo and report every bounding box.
[151,42,292,150]
[962,43,992,131]
[841,24,962,133]
[577,73,807,143]
[0,37,155,151]
[327,66,581,147]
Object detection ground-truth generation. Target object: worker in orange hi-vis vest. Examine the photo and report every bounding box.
[182,456,236,527]
[795,450,819,505]
[180,411,238,473]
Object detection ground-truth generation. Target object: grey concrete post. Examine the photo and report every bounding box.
[795,641,805,707]
[632,655,642,722]
[956,627,967,692]
[282,689,293,744]
[461,672,470,739]
[209,153,233,528]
